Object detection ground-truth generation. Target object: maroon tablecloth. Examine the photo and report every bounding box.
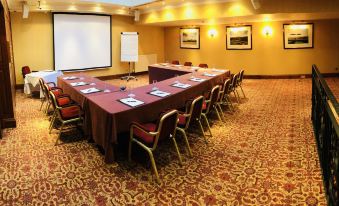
[58,68,229,164]
[57,75,120,106]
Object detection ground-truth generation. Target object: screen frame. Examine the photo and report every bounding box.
[52,12,112,71]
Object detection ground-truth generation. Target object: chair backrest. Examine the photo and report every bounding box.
[199,63,208,68]
[153,110,179,148]
[238,69,244,85]
[22,66,31,78]
[220,79,231,100]
[205,85,220,114]
[49,90,60,111]
[172,60,179,65]
[231,73,239,90]
[189,95,205,122]
[184,62,192,66]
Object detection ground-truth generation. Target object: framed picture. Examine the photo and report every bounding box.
[180,27,200,49]
[226,25,252,50]
[283,23,314,49]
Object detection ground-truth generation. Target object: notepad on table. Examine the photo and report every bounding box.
[203,73,217,77]
[189,77,206,82]
[212,69,226,72]
[149,90,171,97]
[119,97,144,107]
[63,76,78,80]
[171,82,191,89]
[80,87,101,94]
[70,82,88,87]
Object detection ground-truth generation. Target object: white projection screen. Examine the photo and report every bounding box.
[53,13,112,71]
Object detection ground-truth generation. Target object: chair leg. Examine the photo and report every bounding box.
[49,111,56,131]
[39,99,45,111]
[202,114,213,137]
[177,128,192,157]
[213,105,222,121]
[239,85,246,98]
[45,102,51,114]
[233,91,240,103]
[226,96,235,111]
[198,119,208,144]
[146,149,160,184]
[171,137,183,165]
[128,137,133,162]
[217,104,225,121]
[55,123,64,145]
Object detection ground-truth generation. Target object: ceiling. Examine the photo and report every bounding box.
[7,0,339,25]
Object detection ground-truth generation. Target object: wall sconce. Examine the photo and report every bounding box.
[208,29,217,38]
[262,26,273,36]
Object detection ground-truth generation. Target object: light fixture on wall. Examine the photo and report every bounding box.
[262,26,273,36]
[208,29,217,38]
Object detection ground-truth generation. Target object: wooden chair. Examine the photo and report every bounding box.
[172,60,179,65]
[49,90,83,145]
[199,63,208,68]
[128,109,182,183]
[184,62,192,66]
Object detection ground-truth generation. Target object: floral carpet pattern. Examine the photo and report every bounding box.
[0,76,327,205]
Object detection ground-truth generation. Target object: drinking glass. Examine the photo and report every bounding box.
[152,80,158,91]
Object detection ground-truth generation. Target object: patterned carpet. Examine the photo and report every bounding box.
[0,75,327,205]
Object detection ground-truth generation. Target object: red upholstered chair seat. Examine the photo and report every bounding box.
[133,123,157,144]
[56,97,72,107]
[202,102,207,111]
[60,106,81,120]
[178,114,187,127]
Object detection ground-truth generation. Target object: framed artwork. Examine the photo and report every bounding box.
[283,23,314,49]
[226,25,252,50]
[180,27,200,49]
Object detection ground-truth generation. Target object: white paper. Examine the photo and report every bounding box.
[80,87,101,94]
[212,69,226,72]
[70,81,87,87]
[149,90,171,97]
[172,83,191,89]
[203,73,217,77]
[189,77,206,82]
[63,76,78,80]
[120,97,144,107]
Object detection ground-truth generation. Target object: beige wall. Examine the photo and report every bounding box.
[164,19,339,75]
[11,12,165,84]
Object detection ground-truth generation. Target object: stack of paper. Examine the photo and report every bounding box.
[149,90,171,97]
[171,82,191,89]
[80,87,101,94]
[119,97,144,107]
[63,76,78,80]
[212,69,226,72]
[190,77,206,82]
[70,82,88,87]
[203,73,217,77]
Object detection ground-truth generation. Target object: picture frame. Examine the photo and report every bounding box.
[226,25,252,50]
[283,23,314,49]
[180,27,200,49]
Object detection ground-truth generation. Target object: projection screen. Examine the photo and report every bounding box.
[53,13,112,71]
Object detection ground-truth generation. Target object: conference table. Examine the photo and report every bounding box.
[58,64,230,163]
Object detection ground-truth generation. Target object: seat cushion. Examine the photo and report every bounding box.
[51,89,62,97]
[60,106,80,120]
[57,97,71,107]
[178,114,187,127]
[202,102,207,111]
[133,123,157,144]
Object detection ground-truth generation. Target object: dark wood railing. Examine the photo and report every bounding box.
[311,64,339,206]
